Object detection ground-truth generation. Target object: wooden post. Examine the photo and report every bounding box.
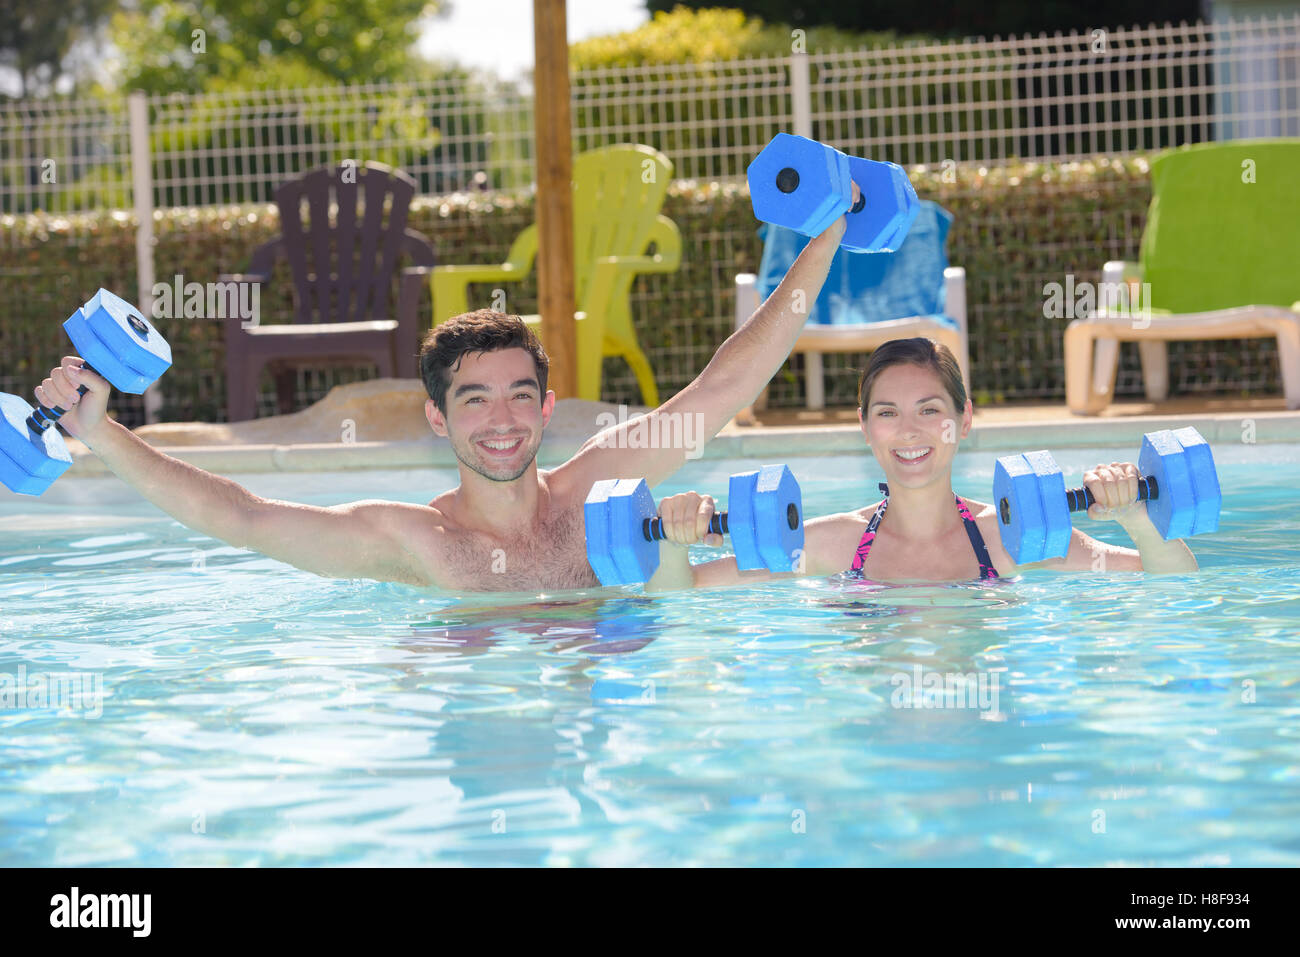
[533,0,577,399]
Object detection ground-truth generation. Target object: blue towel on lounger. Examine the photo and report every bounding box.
[755,199,957,328]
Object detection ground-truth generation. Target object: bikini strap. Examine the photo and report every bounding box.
[848,483,890,572]
[850,484,1000,580]
[955,496,1000,580]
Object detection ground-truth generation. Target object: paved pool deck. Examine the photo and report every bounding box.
[55,381,1300,478]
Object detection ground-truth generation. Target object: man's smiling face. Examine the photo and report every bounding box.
[427,347,555,482]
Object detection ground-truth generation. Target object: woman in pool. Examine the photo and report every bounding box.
[646,337,1198,590]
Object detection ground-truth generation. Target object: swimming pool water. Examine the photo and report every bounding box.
[1,444,1297,866]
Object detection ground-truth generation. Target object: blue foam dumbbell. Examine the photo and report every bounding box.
[0,289,171,496]
[1139,427,1221,541]
[584,465,805,586]
[993,427,1221,565]
[746,132,920,253]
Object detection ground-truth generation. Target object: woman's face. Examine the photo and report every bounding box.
[858,363,973,491]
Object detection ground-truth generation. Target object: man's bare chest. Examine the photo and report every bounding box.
[429,507,600,591]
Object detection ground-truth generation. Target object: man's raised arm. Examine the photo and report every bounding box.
[44,360,425,585]
[561,201,850,490]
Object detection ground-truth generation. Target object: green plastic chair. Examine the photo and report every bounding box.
[430,144,681,405]
[1066,139,1300,413]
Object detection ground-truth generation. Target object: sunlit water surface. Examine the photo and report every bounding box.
[1,445,1297,865]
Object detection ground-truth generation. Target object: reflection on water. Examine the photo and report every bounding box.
[408,595,663,656]
[0,450,1298,865]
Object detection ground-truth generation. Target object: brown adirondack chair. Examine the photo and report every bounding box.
[221,162,437,421]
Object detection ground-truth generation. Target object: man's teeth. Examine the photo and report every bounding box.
[482,438,520,450]
[895,448,931,460]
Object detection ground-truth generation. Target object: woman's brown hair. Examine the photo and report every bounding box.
[857,337,967,412]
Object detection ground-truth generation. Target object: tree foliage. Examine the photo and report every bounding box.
[571,6,912,68]
[109,0,447,95]
[643,0,1203,37]
[0,0,115,97]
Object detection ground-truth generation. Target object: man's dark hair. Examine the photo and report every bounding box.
[419,309,550,414]
[857,337,967,412]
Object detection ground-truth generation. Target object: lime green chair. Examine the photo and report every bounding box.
[430,144,681,404]
[1066,139,1300,413]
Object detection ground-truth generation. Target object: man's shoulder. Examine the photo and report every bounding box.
[536,463,586,507]
[351,497,444,518]
[340,499,451,542]
[355,499,455,587]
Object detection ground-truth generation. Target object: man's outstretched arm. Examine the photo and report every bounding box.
[43,360,427,585]
[560,204,850,491]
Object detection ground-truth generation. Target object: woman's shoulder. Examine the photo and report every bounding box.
[800,506,878,574]
[806,503,879,531]
[956,496,996,519]
[957,496,1021,573]
[955,496,1004,539]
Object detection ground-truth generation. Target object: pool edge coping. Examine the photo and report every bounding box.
[60,408,1300,476]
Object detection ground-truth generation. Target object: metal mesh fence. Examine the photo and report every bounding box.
[0,95,132,225]
[5,16,1295,213]
[2,14,1297,421]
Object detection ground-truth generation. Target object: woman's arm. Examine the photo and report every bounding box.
[644,544,783,592]
[1113,513,1198,572]
[644,490,749,592]
[1013,461,1198,574]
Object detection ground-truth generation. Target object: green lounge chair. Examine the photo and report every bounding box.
[1065,139,1300,413]
[430,144,681,405]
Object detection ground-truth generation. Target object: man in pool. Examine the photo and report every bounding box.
[34,187,860,592]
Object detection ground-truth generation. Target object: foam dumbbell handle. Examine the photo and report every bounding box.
[24,363,96,435]
[642,498,803,542]
[1063,475,1159,513]
[1000,474,1159,526]
[643,511,729,542]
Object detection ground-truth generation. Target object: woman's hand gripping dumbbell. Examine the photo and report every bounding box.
[994,426,1221,565]
[583,465,804,587]
[654,490,727,548]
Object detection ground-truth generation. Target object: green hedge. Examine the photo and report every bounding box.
[0,155,1283,426]
[569,7,917,68]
